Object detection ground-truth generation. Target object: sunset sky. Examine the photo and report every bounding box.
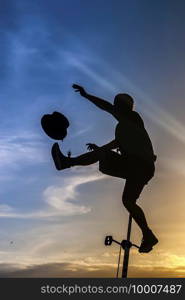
[1,0,185,277]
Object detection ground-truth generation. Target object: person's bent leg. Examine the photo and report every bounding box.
[122,180,150,237]
[122,180,158,252]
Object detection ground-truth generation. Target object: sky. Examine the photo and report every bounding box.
[0,0,185,278]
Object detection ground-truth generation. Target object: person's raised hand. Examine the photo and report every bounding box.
[86,143,99,151]
[72,84,87,96]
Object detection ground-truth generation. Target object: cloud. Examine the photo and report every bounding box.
[0,261,185,278]
[0,204,14,213]
[0,170,105,219]
[64,54,118,93]
[42,174,98,216]
[70,126,93,138]
[160,157,185,177]
[0,131,46,170]
[0,261,115,278]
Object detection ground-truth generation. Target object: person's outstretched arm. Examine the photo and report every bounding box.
[72,84,114,115]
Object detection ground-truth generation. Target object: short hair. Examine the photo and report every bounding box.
[114,93,134,111]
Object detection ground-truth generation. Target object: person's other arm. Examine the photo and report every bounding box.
[101,139,119,151]
[86,139,119,151]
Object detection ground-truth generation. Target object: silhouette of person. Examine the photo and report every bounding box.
[51,84,158,253]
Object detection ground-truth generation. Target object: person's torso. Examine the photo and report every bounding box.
[115,111,156,164]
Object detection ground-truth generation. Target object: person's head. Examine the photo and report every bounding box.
[113,93,134,115]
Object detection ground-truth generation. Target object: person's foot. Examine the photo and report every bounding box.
[51,143,71,170]
[139,230,158,253]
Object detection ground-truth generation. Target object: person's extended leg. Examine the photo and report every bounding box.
[51,142,105,170]
[122,180,158,252]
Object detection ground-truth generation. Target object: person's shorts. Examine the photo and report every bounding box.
[99,150,155,185]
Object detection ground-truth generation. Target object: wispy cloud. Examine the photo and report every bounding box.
[70,126,93,138]
[160,157,185,177]
[0,261,116,278]
[1,251,185,277]
[64,53,118,93]
[0,131,46,170]
[0,171,105,219]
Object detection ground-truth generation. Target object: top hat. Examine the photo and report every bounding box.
[41,111,70,140]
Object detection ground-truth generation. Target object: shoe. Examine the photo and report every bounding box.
[51,143,71,170]
[139,230,158,253]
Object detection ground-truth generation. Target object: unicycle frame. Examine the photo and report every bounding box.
[122,214,132,278]
[104,214,139,278]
